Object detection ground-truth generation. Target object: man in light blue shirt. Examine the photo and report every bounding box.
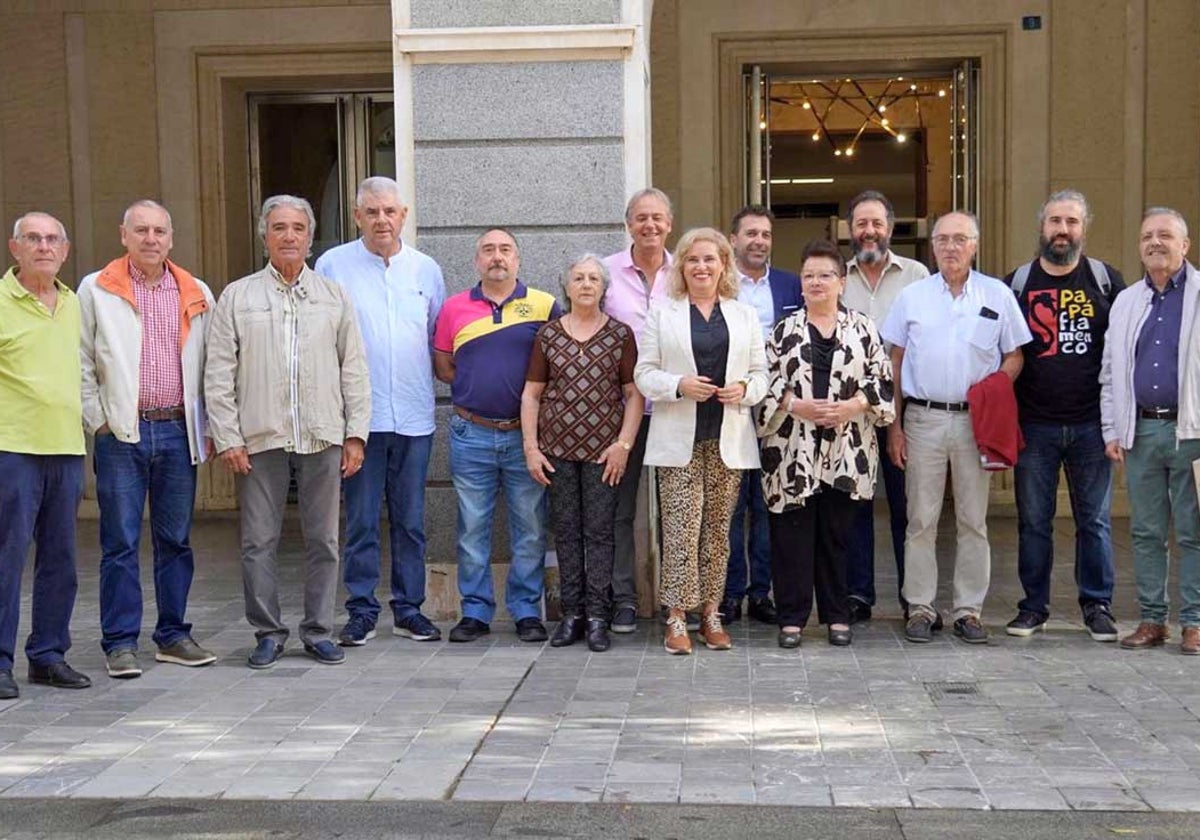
[315,177,447,645]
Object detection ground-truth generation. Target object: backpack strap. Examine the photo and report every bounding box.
[1086,256,1112,297]
[1011,261,1034,296]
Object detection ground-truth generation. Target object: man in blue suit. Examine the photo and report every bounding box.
[722,205,802,624]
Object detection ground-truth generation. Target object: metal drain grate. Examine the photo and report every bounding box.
[925,681,984,704]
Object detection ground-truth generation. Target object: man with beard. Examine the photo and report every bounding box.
[841,191,928,624]
[1004,190,1124,641]
[720,205,801,625]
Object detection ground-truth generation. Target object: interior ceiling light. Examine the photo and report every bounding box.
[878,104,887,113]
[881,118,889,126]
[759,120,767,130]
[802,101,812,109]
[834,149,842,156]
[938,89,947,97]
[811,132,820,141]
[844,147,855,157]
[791,177,835,184]
[897,133,907,143]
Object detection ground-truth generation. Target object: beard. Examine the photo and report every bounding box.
[853,234,890,265]
[1039,233,1081,267]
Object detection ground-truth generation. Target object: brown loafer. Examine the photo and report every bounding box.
[1182,626,1200,656]
[1119,622,1168,650]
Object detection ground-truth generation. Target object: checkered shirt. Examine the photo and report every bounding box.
[129,260,184,410]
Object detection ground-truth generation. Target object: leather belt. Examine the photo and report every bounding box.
[454,405,520,431]
[1139,407,1178,420]
[139,405,185,422]
[907,398,969,412]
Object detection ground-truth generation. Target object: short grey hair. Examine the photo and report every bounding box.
[1038,189,1090,228]
[933,210,980,239]
[257,195,316,241]
[12,212,68,242]
[355,176,404,208]
[1143,206,1189,238]
[122,199,173,230]
[559,253,610,313]
[624,188,673,224]
[474,227,519,253]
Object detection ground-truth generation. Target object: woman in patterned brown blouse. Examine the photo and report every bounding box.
[756,239,895,649]
[521,255,644,652]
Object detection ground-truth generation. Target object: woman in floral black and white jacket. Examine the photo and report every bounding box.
[756,239,895,649]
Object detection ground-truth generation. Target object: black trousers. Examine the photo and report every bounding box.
[611,415,650,610]
[548,458,617,620]
[769,488,855,628]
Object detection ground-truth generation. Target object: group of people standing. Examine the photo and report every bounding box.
[2,179,1198,699]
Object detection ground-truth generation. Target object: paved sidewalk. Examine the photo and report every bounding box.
[2,515,1199,812]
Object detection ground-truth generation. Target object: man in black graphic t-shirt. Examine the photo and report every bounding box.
[1004,190,1125,642]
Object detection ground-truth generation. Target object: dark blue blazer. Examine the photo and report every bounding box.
[767,267,803,324]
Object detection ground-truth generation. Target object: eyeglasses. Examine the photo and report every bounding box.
[931,234,977,248]
[17,232,65,248]
[801,272,841,283]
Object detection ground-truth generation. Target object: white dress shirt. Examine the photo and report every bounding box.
[880,270,1031,402]
[737,268,776,341]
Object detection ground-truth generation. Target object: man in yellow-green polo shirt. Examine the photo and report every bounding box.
[0,212,91,700]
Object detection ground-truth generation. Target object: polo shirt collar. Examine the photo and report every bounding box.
[471,280,528,306]
[616,246,672,272]
[2,267,67,299]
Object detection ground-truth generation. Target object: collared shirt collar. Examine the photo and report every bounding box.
[615,245,671,274]
[940,269,975,295]
[268,261,311,290]
[737,262,772,285]
[470,280,528,306]
[3,268,67,299]
[128,258,173,288]
[847,250,897,277]
[1142,263,1187,292]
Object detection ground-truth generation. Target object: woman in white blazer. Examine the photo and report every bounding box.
[634,227,768,655]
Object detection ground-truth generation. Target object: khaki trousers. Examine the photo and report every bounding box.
[900,404,991,619]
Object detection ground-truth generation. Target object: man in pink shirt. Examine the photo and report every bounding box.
[602,188,674,633]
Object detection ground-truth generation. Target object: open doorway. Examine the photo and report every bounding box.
[743,62,979,273]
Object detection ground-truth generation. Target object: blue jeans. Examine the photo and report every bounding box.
[342,432,433,624]
[448,414,547,624]
[726,469,771,601]
[1013,420,1114,618]
[845,426,907,607]
[95,420,197,653]
[1124,419,1200,626]
[0,452,83,671]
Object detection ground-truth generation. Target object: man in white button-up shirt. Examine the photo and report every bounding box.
[841,191,929,626]
[880,211,1030,645]
[315,177,447,646]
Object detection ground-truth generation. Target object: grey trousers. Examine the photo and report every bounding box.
[237,446,342,645]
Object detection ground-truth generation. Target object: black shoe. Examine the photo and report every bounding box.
[1083,603,1118,642]
[778,628,802,649]
[848,598,873,625]
[585,619,610,652]
[303,639,346,665]
[0,669,18,699]
[905,613,934,643]
[27,661,91,689]
[953,615,989,644]
[248,638,284,669]
[448,617,490,643]
[551,615,585,647]
[719,598,742,623]
[910,607,944,632]
[516,617,548,642]
[828,625,853,646]
[747,597,777,624]
[1005,610,1047,637]
[611,606,637,634]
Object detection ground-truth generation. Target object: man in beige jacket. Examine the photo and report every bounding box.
[205,195,370,669]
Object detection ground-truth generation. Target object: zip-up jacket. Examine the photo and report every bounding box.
[1100,260,1200,449]
[204,263,370,456]
[78,257,214,464]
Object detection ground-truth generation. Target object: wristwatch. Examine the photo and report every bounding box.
[616,439,633,451]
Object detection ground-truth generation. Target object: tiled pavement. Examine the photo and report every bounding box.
[2,514,1200,812]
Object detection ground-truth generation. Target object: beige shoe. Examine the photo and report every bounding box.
[664,614,692,655]
[700,612,733,650]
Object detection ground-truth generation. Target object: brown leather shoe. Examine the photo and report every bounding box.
[664,614,692,655]
[699,612,733,650]
[1119,622,1168,650]
[1181,626,1200,656]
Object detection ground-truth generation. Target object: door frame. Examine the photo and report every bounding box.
[716,29,1009,272]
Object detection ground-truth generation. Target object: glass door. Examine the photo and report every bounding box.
[248,92,396,266]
